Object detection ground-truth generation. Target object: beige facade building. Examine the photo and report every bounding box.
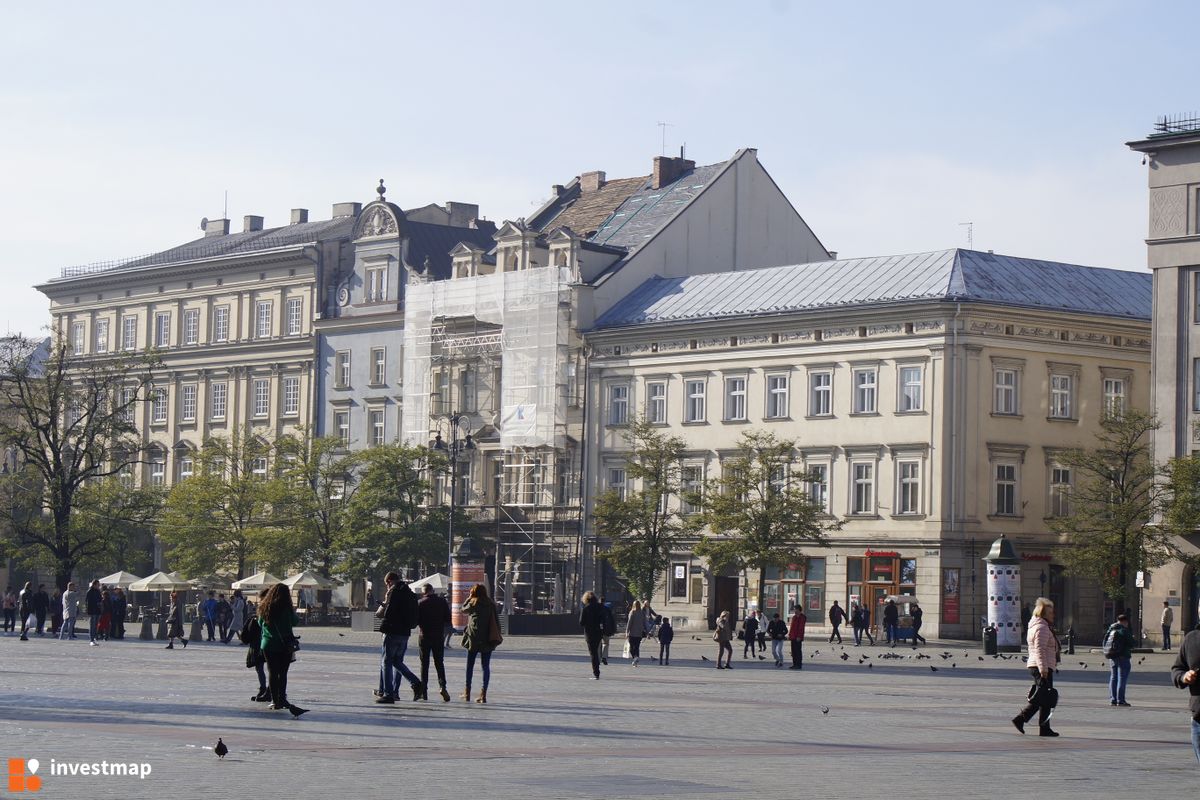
[584,249,1152,640]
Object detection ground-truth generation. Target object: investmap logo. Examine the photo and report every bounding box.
[7,759,41,793]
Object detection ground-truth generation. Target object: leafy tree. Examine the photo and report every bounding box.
[695,430,837,607]
[70,477,162,573]
[158,433,281,579]
[0,334,157,588]
[1050,410,1181,610]
[344,442,445,578]
[1164,452,1200,538]
[593,419,697,599]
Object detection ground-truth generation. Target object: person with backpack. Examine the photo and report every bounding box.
[579,591,606,678]
[657,616,674,665]
[598,598,616,665]
[742,611,760,659]
[375,571,424,704]
[1012,597,1059,737]
[767,612,788,667]
[1104,613,1135,707]
[241,588,270,701]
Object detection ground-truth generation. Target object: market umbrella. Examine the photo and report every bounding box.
[129,571,192,592]
[409,573,450,593]
[231,571,281,591]
[282,571,336,590]
[97,571,142,589]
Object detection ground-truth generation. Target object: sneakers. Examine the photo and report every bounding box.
[1117,701,1131,707]
[89,641,98,647]
[375,695,396,704]
[373,689,385,698]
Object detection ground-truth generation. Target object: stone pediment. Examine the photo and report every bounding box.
[354,202,404,241]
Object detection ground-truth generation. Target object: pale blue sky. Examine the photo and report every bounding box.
[2,1,1195,335]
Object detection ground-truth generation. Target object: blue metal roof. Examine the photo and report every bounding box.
[591,249,1151,329]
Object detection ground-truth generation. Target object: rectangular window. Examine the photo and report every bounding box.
[852,368,877,414]
[899,366,923,412]
[369,409,385,446]
[122,316,137,351]
[154,312,170,347]
[183,309,199,345]
[809,371,832,416]
[492,366,504,412]
[671,563,688,599]
[460,368,476,412]
[852,462,874,514]
[1050,465,1071,517]
[646,381,667,424]
[72,322,85,355]
[213,306,230,343]
[370,348,386,385]
[681,466,702,514]
[766,373,789,419]
[606,467,627,500]
[178,456,194,481]
[684,379,706,423]
[1050,374,1072,419]
[1103,378,1126,416]
[119,387,136,423]
[251,457,268,480]
[336,411,350,444]
[210,382,227,419]
[366,267,388,302]
[808,464,829,512]
[282,377,300,416]
[724,376,747,421]
[253,379,270,417]
[1195,360,1200,412]
[256,301,272,338]
[151,388,167,423]
[286,297,302,336]
[994,369,1017,414]
[94,320,109,354]
[336,351,351,389]
[608,384,629,425]
[898,461,921,515]
[180,384,197,422]
[995,464,1017,515]
[149,457,166,487]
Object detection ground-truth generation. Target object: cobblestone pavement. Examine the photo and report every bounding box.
[0,628,1194,799]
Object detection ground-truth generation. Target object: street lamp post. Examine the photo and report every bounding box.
[433,414,475,578]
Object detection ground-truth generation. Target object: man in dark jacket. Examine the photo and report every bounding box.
[85,580,102,646]
[599,598,616,666]
[910,602,927,647]
[767,612,788,667]
[828,600,845,644]
[883,599,899,647]
[788,608,807,669]
[416,584,452,701]
[579,591,606,678]
[742,611,760,659]
[1171,627,1200,763]
[32,584,50,635]
[1105,613,1136,706]
[375,572,424,703]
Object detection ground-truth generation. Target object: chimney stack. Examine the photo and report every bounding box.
[581,171,606,193]
[290,208,309,224]
[446,202,479,228]
[243,215,264,233]
[652,156,695,190]
[332,202,362,218]
[204,218,230,237]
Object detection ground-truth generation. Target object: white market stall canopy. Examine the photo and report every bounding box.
[97,571,142,589]
[231,571,281,591]
[282,571,337,590]
[409,573,450,592]
[129,571,192,592]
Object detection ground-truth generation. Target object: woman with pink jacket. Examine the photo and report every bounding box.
[1012,597,1060,737]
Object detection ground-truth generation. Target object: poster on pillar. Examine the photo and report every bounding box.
[987,564,1021,647]
[451,560,489,630]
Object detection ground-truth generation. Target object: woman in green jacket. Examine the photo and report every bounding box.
[460,583,500,704]
[259,583,307,717]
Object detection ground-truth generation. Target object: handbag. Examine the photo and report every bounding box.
[1027,679,1059,708]
[622,640,632,659]
[488,609,503,648]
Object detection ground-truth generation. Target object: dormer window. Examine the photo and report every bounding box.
[506,251,519,272]
[366,266,387,302]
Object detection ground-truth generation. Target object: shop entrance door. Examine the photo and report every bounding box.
[870,584,894,639]
[712,576,739,627]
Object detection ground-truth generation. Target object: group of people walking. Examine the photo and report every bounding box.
[579,595,675,677]
[5,580,129,645]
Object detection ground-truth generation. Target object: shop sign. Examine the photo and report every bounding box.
[865,550,900,558]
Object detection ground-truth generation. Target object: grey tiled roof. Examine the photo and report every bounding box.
[591,249,1151,329]
[120,218,355,271]
[589,162,726,249]
[406,221,497,280]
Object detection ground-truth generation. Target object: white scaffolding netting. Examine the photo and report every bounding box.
[402,266,571,449]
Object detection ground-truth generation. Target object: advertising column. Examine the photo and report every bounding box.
[451,536,487,631]
[983,535,1022,651]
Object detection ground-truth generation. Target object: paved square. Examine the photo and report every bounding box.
[0,629,1194,798]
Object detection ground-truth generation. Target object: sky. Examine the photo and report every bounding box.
[2,0,1196,336]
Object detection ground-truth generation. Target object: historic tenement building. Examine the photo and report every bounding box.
[583,249,1152,640]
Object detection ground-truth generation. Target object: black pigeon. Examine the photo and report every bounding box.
[868,663,873,668]
[819,705,830,715]
[978,656,984,661]
[337,633,345,637]
[840,653,850,661]
[758,655,766,660]
[930,666,938,672]
[700,655,710,661]
[214,738,228,759]
[951,663,956,668]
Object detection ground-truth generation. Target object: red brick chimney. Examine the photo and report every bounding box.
[651,156,695,190]
[581,171,606,193]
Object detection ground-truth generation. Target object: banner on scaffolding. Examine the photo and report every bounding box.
[501,403,538,439]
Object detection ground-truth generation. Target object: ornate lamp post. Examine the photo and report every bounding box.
[433,413,475,578]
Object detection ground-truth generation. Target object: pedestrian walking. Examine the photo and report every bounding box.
[85,580,102,646]
[215,593,232,643]
[97,588,112,641]
[788,607,807,669]
[17,582,33,640]
[579,591,605,678]
[657,616,674,665]
[742,610,759,659]
[1104,613,1135,707]
[374,571,424,704]
[860,603,875,645]
[883,599,899,647]
[767,612,788,666]
[626,600,647,667]
[1012,597,1060,737]
[460,583,501,703]
[850,603,863,646]
[259,583,307,717]
[1163,601,1175,652]
[2,586,15,633]
[111,588,127,639]
[165,590,189,649]
[910,602,927,647]
[225,590,247,645]
[201,591,218,641]
[59,582,78,640]
[599,598,616,665]
[32,584,49,635]
[417,584,452,701]
[828,600,845,644]
[713,610,734,669]
[1170,625,1200,763]
[241,588,270,702]
[756,612,768,655]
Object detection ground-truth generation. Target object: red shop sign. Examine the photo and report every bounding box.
[865,550,900,558]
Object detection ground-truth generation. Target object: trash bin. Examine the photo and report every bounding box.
[983,624,998,655]
[1065,626,1075,656]
[139,617,154,640]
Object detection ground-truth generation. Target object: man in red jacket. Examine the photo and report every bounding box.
[788,607,807,670]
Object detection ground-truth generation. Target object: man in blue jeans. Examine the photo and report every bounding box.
[374,572,425,703]
[1170,626,1200,764]
[1105,613,1135,707]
